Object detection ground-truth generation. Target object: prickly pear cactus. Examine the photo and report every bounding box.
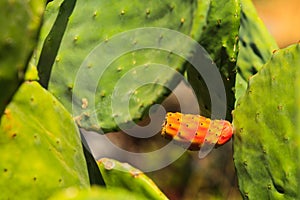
[235,0,278,102]
[0,81,89,199]
[187,0,240,120]
[0,0,46,116]
[233,44,300,199]
[36,0,202,133]
[48,186,146,200]
[97,158,168,200]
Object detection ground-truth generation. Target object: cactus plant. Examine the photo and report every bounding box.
[0,0,46,116]
[187,0,240,120]
[3,0,299,199]
[0,81,89,199]
[233,44,300,199]
[97,158,168,200]
[48,186,147,200]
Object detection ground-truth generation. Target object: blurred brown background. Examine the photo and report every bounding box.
[254,0,300,48]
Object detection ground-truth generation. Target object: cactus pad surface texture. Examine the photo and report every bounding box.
[187,0,240,120]
[36,0,200,133]
[233,44,300,199]
[0,81,89,199]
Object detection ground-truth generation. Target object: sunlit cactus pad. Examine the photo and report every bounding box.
[0,81,89,199]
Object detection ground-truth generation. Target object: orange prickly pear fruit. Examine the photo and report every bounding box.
[161,112,233,150]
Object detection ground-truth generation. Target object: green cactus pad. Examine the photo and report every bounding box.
[0,81,89,199]
[35,0,201,133]
[30,0,65,67]
[0,0,46,116]
[187,0,240,120]
[48,186,147,200]
[235,0,279,102]
[233,44,300,199]
[97,158,168,200]
[37,0,76,88]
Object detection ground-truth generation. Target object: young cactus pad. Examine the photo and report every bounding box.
[233,44,300,199]
[0,81,89,199]
[161,112,233,151]
[97,158,168,200]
